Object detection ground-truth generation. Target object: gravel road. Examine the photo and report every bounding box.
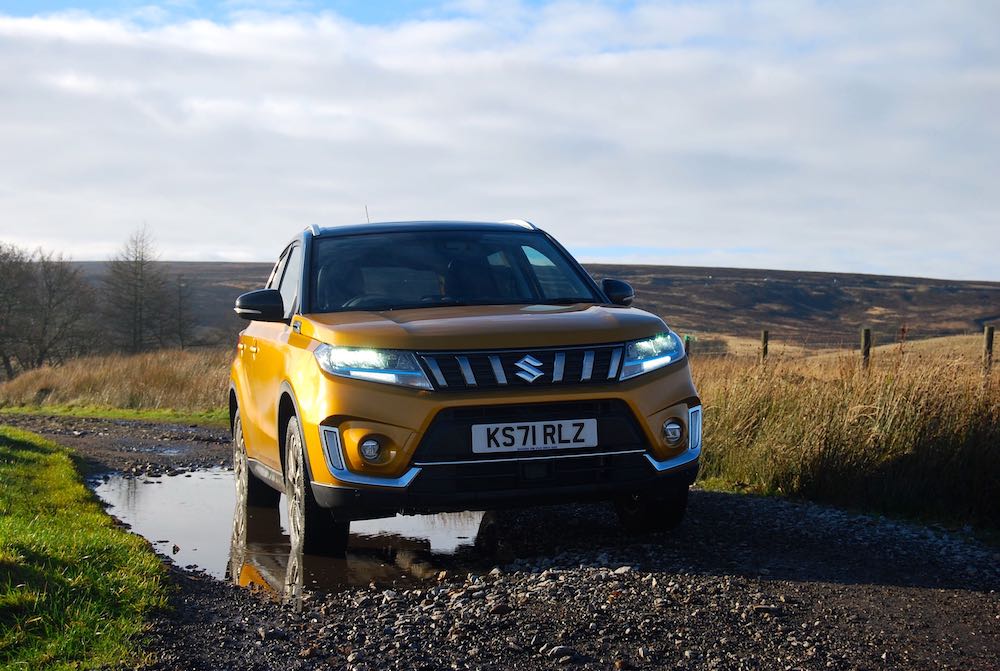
[147,493,1000,671]
[3,414,998,670]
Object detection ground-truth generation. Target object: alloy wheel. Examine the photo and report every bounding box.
[286,424,306,552]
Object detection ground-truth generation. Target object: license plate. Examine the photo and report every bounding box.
[471,419,598,454]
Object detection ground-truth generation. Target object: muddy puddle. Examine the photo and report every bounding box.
[92,469,489,603]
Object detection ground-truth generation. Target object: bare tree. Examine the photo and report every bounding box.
[103,226,167,353]
[171,273,196,349]
[0,242,32,379]
[17,249,96,369]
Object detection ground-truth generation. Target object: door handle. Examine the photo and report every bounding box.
[249,344,259,354]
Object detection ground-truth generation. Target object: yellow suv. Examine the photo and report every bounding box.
[229,221,702,554]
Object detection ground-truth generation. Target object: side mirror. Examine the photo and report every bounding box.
[601,278,635,306]
[235,289,285,322]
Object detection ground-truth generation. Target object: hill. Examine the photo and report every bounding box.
[585,264,1000,349]
[75,262,1000,350]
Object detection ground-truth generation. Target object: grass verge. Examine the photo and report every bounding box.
[0,404,228,429]
[0,427,169,670]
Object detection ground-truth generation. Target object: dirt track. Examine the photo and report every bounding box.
[0,413,231,473]
[4,414,998,670]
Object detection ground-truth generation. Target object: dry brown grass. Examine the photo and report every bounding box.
[1,340,997,525]
[694,348,999,525]
[0,348,231,412]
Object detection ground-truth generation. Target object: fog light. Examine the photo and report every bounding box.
[662,420,683,446]
[360,438,381,462]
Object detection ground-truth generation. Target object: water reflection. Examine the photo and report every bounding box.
[228,499,492,610]
[92,469,489,604]
[226,503,427,610]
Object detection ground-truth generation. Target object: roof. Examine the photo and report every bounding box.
[307,220,537,238]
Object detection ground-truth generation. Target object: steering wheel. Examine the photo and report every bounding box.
[419,295,460,304]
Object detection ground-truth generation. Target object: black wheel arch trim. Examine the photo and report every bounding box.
[228,381,241,435]
[277,381,317,485]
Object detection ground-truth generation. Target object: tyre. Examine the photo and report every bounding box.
[614,483,689,534]
[284,416,350,556]
[233,410,280,507]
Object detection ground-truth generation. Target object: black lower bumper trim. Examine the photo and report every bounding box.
[311,457,698,521]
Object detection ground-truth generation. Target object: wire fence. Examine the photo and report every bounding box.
[679,325,996,369]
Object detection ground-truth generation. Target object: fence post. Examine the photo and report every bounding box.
[985,325,995,386]
[683,335,691,356]
[761,330,769,362]
[861,328,872,369]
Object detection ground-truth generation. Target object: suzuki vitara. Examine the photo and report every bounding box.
[229,221,702,554]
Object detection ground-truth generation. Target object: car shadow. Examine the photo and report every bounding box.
[462,490,999,593]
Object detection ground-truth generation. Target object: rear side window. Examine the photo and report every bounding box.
[277,245,302,319]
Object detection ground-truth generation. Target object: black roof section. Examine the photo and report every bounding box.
[308,220,537,238]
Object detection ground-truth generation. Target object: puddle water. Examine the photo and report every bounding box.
[130,446,184,456]
[92,469,488,602]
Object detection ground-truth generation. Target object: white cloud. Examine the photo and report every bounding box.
[0,1,998,280]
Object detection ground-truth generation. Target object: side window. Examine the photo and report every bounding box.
[266,254,287,290]
[277,245,302,319]
[521,244,580,298]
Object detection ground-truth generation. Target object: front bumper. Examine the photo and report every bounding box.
[311,404,702,520]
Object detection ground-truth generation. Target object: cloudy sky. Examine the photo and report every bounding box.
[0,1,997,279]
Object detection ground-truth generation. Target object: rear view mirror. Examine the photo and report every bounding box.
[235,289,285,322]
[601,278,635,306]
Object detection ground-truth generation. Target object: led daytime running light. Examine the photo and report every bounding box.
[314,344,433,390]
[620,330,685,380]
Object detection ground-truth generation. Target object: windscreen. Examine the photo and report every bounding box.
[309,230,601,312]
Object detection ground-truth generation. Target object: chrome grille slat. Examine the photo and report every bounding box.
[552,352,566,382]
[456,356,477,386]
[488,355,508,385]
[607,348,622,379]
[581,351,595,381]
[423,356,448,387]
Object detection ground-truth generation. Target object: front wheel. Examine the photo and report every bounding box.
[233,410,280,507]
[614,483,689,534]
[285,416,350,556]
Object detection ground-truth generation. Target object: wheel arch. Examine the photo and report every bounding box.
[277,382,315,482]
[228,382,239,435]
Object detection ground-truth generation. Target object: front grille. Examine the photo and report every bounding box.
[419,345,624,391]
[412,399,647,464]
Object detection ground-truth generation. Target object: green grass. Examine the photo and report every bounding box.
[0,427,169,670]
[0,404,228,429]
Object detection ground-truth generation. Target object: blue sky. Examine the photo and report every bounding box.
[0,1,554,23]
[0,1,997,279]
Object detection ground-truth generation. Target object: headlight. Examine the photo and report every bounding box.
[313,344,433,390]
[620,331,685,380]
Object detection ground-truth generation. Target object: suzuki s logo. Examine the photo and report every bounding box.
[515,355,545,383]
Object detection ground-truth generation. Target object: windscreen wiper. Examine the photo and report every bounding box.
[534,297,590,305]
